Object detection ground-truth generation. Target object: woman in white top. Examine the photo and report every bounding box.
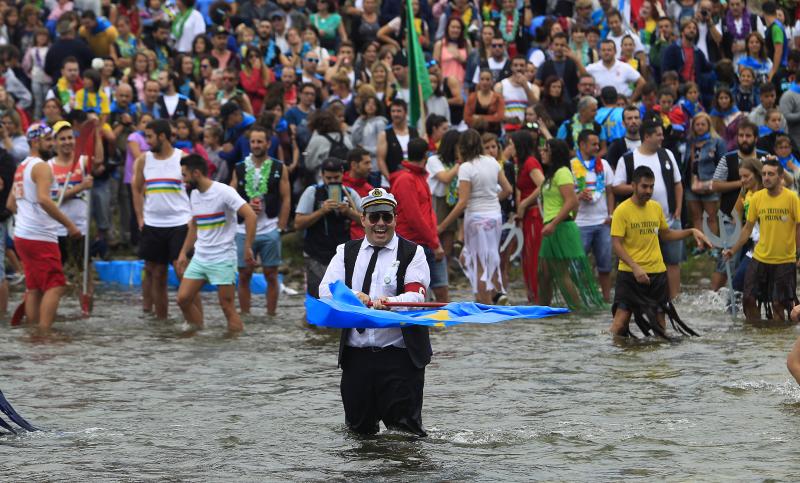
[437,129,512,304]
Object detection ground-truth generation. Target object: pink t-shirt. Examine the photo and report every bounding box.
[124,131,149,184]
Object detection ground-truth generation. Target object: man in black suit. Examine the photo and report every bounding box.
[319,188,432,436]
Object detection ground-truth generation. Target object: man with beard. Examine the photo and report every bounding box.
[256,20,283,69]
[725,159,800,322]
[612,120,684,301]
[661,18,714,106]
[48,121,98,294]
[318,188,432,436]
[295,158,362,298]
[132,119,200,320]
[609,165,710,338]
[230,126,290,316]
[175,154,256,332]
[605,105,641,170]
[8,124,81,330]
[707,121,766,291]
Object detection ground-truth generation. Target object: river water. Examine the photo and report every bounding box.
[2,283,800,480]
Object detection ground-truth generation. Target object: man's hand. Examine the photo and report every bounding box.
[176,253,189,277]
[80,174,94,190]
[371,296,390,310]
[244,246,256,268]
[722,248,734,261]
[578,189,593,201]
[541,222,556,237]
[692,228,712,250]
[355,291,370,305]
[604,216,612,225]
[632,265,650,285]
[433,245,444,261]
[321,199,339,214]
[67,223,81,239]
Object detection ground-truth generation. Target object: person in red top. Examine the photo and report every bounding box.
[389,138,447,301]
[342,147,373,239]
[509,130,545,303]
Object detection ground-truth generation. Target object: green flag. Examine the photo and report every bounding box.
[405,0,433,129]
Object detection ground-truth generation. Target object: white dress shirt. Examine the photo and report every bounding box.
[319,234,430,348]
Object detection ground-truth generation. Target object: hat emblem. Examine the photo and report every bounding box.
[371,189,383,197]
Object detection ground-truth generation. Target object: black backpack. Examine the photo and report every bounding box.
[322,132,348,161]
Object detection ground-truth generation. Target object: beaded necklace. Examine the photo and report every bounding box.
[244,154,272,198]
[501,9,519,43]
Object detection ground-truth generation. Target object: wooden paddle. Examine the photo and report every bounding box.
[11,120,97,326]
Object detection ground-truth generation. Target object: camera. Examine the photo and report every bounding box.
[701,9,709,18]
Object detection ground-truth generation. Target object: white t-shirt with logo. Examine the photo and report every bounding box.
[190,181,246,262]
[574,158,615,227]
[612,148,682,220]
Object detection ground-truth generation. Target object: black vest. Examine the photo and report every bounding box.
[304,184,352,264]
[234,159,283,219]
[337,237,432,369]
[719,150,767,216]
[385,126,419,174]
[622,148,677,214]
[538,57,580,99]
[157,95,191,120]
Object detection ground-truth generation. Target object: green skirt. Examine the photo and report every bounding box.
[538,220,605,310]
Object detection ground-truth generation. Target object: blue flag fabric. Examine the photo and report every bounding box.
[306,281,569,328]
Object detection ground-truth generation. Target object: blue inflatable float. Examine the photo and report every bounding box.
[93,260,282,294]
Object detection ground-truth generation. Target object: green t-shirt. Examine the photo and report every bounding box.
[542,166,575,223]
[311,13,342,40]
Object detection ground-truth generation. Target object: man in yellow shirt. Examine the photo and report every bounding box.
[724,159,800,322]
[610,165,710,338]
[78,11,118,57]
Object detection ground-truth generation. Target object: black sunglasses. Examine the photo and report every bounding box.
[367,212,394,224]
[305,57,320,63]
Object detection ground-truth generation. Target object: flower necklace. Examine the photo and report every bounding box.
[501,9,519,43]
[244,154,272,198]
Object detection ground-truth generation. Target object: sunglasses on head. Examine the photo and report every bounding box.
[367,212,394,224]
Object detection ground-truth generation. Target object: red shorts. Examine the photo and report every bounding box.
[14,237,66,292]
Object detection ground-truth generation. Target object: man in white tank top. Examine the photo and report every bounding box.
[49,121,95,293]
[493,56,538,134]
[132,119,200,320]
[7,123,81,330]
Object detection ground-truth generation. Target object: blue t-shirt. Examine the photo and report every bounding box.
[285,106,311,128]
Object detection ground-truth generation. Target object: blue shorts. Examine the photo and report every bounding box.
[424,246,449,289]
[579,223,612,273]
[236,230,281,268]
[660,218,686,265]
[183,258,237,285]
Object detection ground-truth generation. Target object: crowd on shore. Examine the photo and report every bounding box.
[4,0,800,330]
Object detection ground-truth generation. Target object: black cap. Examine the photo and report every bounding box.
[219,102,241,122]
[213,25,228,36]
[321,158,344,172]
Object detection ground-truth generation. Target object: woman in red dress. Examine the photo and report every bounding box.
[509,130,544,303]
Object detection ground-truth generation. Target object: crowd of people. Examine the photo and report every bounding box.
[6,0,800,337]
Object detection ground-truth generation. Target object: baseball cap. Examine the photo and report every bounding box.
[270,10,286,19]
[26,122,53,141]
[361,188,397,213]
[213,25,228,36]
[52,120,72,135]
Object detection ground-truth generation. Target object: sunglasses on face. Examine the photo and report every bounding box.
[367,212,394,224]
[305,57,319,63]
[491,43,504,47]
